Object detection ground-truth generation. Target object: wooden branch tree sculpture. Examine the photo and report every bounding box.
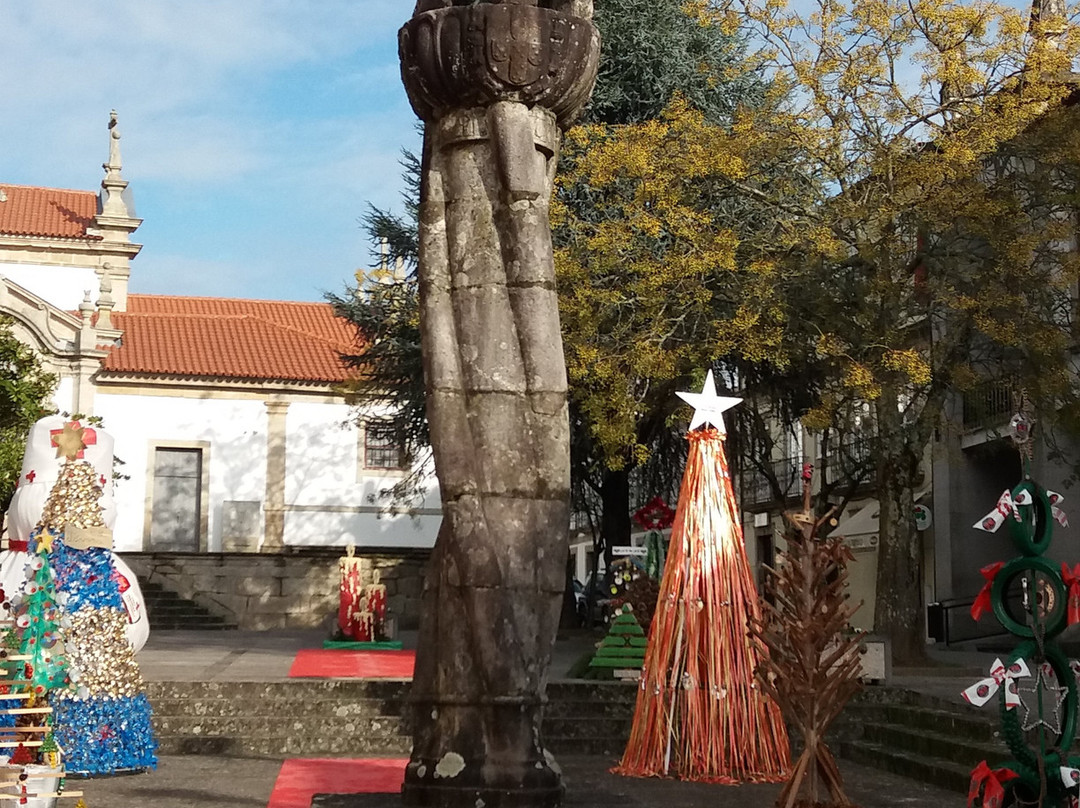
[749,465,862,808]
[397,2,600,806]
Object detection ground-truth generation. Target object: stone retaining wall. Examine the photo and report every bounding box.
[121,549,430,631]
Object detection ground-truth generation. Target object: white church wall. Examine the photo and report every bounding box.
[284,400,440,548]
[283,509,440,548]
[94,392,267,552]
[53,376,75,415]
[0,264,100,311]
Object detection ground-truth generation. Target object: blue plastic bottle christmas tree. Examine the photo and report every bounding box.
[34,421,156,775]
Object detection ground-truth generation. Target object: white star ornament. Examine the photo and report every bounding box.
[676,370,742,434]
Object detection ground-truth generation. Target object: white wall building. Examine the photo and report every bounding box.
[0,114,440,554]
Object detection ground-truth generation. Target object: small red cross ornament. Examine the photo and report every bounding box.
[24,470,35,483]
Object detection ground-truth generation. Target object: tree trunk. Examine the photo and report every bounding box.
[600,467,631,579]
[873,390,926,664]
[398,5,600,806]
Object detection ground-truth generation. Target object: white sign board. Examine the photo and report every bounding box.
[612,546,648,557]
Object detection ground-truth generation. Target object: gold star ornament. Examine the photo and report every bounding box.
[35,531,55,554]
[51,422,88,461]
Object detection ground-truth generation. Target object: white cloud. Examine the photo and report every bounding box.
[0,1,424,300]
[0,0,413,183]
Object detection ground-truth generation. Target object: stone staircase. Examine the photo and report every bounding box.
[838,689,1001,793]
[141,580,238,631]
[146,679,637,759]
[146,673,1008,791]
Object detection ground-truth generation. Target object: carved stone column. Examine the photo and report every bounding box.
[398,3,599,806]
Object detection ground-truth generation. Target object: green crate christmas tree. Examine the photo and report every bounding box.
[587,609,648,680]
[965,412,1080,808]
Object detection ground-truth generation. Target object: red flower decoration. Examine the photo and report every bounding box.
[1063,563,1080,625]
[968,761,1017,808]
[633,497,676,532]
[970,562,1004,622]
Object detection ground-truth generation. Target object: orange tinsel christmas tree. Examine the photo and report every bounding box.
[617,372,790,783]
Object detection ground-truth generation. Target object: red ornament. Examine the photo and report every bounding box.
[633,497,677,532]
[24,471,35,483]
[9,744,33,765]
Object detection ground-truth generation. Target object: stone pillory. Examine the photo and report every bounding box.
[400,0,599,129]
[398,1,599,807]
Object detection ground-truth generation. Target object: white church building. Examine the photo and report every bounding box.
[0,114,440,557]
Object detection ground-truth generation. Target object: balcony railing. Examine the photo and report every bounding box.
[741,458,800,507]
[822,438,875,486]
[962,381,1015,430]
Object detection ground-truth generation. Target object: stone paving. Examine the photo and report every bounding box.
[73,754,966,808]
[66,629,1001,807]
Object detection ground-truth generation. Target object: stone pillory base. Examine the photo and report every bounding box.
[398,1,600,806]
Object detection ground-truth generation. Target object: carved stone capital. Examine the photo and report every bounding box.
[399,2,600,128]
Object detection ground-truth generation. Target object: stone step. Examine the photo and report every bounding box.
[153,714,411,738]
[143,677,639,759]
[151,710,632,741]
[841,738,973,793]
[150,698,408,720]
[148,697,632,724]
[145,601,220,615]
[139,580,238,630]
[141,591,182,604]
[150,621,237,631]
[157,733,413,758]
[544,716,633,739]
[145,681,413,701]
[155,729,630,759]
[861,722,1003,769]
[544,699,635,719]
[147,614,233,627]
[144,679,637,705]
[880,704,998,744]
[545,736,628,756]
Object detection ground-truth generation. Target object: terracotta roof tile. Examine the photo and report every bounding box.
[104,295,360,384]
[0,184,99,240]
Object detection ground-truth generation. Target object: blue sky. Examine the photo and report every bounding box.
[0,1,420,302]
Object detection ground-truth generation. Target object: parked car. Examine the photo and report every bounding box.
[572,578,587,625]
[578,572,613,626]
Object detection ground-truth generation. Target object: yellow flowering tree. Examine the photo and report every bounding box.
[559,0,1080,659]
[739,0,1080,662]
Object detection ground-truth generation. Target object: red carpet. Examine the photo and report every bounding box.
[267,758,407,808]
[288,648,416,679]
